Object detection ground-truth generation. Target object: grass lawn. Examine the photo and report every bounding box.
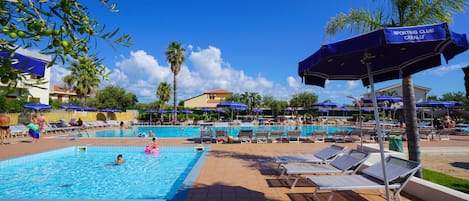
[423,168,469,194]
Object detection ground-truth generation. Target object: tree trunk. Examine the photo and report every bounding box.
[402,75,422,178]
[173,74,177,122]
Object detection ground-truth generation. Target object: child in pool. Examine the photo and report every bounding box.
[115,154,124,165]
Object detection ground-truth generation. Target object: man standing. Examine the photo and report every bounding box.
[0,114,11,144]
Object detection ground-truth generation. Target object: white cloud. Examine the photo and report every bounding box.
[347,80,359,89]
[48,46,316,103]
[49,65,70,86]
[422,63,468,76]
[287,76,300,88]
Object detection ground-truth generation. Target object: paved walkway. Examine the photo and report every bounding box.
[1,133,469,200]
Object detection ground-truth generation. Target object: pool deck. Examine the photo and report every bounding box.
[1,131,468,201]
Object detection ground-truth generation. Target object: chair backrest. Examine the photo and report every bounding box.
[312,130,327,135]
[362,156,421,182]
[287,130,301,136]
[330,149,369,172]
[314,144,346,161]
[200,130,212,137]
[270,130,284,136]
[215,130,227,136]
[239,130,253,137]
[255,130,269,137]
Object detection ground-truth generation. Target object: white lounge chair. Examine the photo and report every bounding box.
[273,144,346,168]
[280,149,369,189]
[255,130,269,143]
[238,129,253,144]
[286,130,302,143]
[307,156,421,201]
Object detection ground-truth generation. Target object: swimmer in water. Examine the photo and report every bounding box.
[115,154,124,165]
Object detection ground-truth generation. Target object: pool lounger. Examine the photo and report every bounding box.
[273,144,346,168]
[306,156,421,201]
[280,149,369,189]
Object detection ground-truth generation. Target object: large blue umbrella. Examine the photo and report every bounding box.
[81,107,98,112]
[362,96,403,103]
[217,101,248,120]
[311,102,339,108]
[23,103,52,111]
[298,23,469,200]
[416,101,457,126]
[59,104,82,110]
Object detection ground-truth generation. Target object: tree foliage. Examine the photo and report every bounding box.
[63,54,105,106]
[0,0,132,89]
[289,92,318,109]
[156,82,171,108]
[88,85,137,109]
[165,41,185,119]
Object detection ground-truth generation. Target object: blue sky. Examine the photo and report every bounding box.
[48,0,469,105]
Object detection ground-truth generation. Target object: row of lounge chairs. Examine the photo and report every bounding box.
[200,129,380,144]
[272,145,421,201]
[9,120,122,138]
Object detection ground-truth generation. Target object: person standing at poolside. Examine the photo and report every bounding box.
[27,114,40,143]
[0,114,11,144]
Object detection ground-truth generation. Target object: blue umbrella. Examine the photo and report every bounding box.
[59,104,82,110]
[311,102,339,108]
[23,103,52,111]
[362,96,403,103]
[217,101,248,109]
[181,109,193,114]
[298,23,469,199]
[217,101,248,120]
[81,107,98,112]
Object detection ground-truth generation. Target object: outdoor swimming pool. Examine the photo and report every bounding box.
[76,125,355,138]
[0,146,208,200]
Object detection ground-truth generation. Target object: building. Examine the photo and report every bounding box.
[0,49,50,104]
[49,85,83,103]
[183,89,232,108]
[361,83,431,106]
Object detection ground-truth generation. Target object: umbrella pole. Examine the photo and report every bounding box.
[367,62,391,201]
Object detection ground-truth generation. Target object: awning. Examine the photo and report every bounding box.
[0,50,47,77]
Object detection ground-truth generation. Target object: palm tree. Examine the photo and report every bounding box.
[165,41,185,121]
[325,0,466,178]
[63,55,105,106]
[156,82,171,109]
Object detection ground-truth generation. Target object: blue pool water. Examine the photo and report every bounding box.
[0,146,208,200]
[77,125,355,138]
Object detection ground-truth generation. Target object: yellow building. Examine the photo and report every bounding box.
[183,89,232,108]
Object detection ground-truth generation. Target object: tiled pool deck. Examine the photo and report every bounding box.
[1,133,468,201]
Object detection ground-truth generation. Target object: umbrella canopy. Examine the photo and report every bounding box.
[298,23,468,200]
[180,109,193,114]
[252,108,263,113]
[23,103,52,111]
[416,101,455,108]
[144,109,158,113]
[81,107,98,112]
[311,102,339,108]
[200,108,213,112]
[101,108,122,112]
[215,109,226,113]
[362,96,403,103]
[59,104,82,110]
[317,109,329,113]
[157,109,169,114]
[299,23,468,87]
[216,101,248,109]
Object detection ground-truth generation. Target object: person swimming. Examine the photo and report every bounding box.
[115,154,124,165]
